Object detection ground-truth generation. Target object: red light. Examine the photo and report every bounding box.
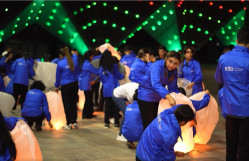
[177,4,181,7]
[244,7,247,10]
[179,1,182,4]
[228,9,233,13]
[149,1,153,5]
[169,0,172,2]
[209,2,213,5]
[219,5,223,9]
[241,0,244,2]
[200,0,203,2]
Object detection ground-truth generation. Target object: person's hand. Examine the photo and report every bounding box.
[175,151,185,157]
[48,121,53,128]
[205,89,210,95]
[187,82,194,89]
[165,94,176,106]
[90,81,95,86]
[55,88,59,93]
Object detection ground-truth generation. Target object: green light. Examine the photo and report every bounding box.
[209,37,212,41]
[234,21,238,25]
[163,15,168,20]
[61,24,66,28]
[189,25,194,29]
[30,10,34,13]
[25,23,29,26]
[92,2,97,5]
[232,32,236,35]
[221,30,225,34]
[181,30,184,33]
[58,30,63,34]
[121,27,126,31]
[182,12,186,15]
[92,20,97,24]
[150,15,154,19]
[114,6,118,11]
[55,2,60,6]
[168,40,172,45]
[241,16,245,20]
[0,31,4,36]
[205,30,209,35]
[227,25,232,30]
[197,28,201,32]
[92,39,96,42]
[163,4,166,7]
[14,24,18,28]
[184,9,187,12]
[86,5,91,9]
[151,26,156,31]
[5,8,8,12]
[103,20,107,24]
[183,41,186,44]
[191,41,195,44]
[189,10,193,13]
[39,10,42,14]
[41,3,44,7]
[208,17,212,20]
[64,18,69,22]
[33,3,36,6]
[70,38,74,43]
[82,26,87,30]
[49,15,54,20]
[28,16,31,20]
[198,13,202,17]
[112,23,116,28]
[17,17,20,21]
[156,10,160,13]
[73,11,77,15]
[80,8,83,12]
[217,20,221,23]
[105,38,109,43]
[46,22,51,26]
[36,17,39,20]
[135,14,140,18]
[41,58,44,62]
[157,21,162,25]
[87,23,92,27]
[52,9,57,13]
[226,36,229,40]
[12,31,15,34]
[103,2,107,6]
[173,35,178,40]
[124,10,129,14]
[169,10,174,15]
[123,40,126,44]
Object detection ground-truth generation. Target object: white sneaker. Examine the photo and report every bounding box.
[116,134,127,142]
[73,123,78,129]
[110,118,114,124]
[62,124,72,130]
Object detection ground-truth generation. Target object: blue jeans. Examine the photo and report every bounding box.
[112,94,127,136]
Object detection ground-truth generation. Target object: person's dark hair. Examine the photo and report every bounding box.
[183,46,196,55]
[237,26,249,44]
[164,50,181,81]
[137,49,147,58]
[100,50,114,73]
[0,112,16,160]
[0,67,6,74]
[174,104,195,123]
[133,89,138,101]
[124,45,132,51]
[22,51,30,63]
[158,45,167,51]
[178,87,186,96]
[82,50,94,64]
[112,56,119,64]
[30,80,46,91]
[59,46,74,72]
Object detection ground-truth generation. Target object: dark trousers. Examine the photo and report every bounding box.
[61,81,79,125]
[136,155,141,161]
[98,86,104,109]
[12,83,28,110]
[104,97,119,125]
[91,82,100,105]
[22,114,45,129]
[137,99,159,130]
[226,116,249,161]
[82,90,94,118]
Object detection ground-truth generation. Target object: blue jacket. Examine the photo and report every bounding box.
[136,105,182,161]
[178,59,203,94]
[138,59,179,102]
[0,146,11,161]
[122,101,143,142]
[21,89,51,122]
[0,57,13,77]
[215,45,249,117]
[0,77,5,92]
[5,79,13,94]
[55,56,80,88]
[4,116,23,131]
[218,87,226,118]
[79,60,99,91]
[51,58,60,64]
[99,64,124,97]
[11,58,35,86]
[129,58,151,84]
[120,52,136,68]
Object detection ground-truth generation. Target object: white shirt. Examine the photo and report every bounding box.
[113,82,139,103]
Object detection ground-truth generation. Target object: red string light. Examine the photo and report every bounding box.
[149,1,153,6]
[209,2,213,6]
[219,5,223,9]
[228,9,233,13]
[244,7,247,10]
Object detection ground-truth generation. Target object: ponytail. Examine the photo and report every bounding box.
[60,46,74,72]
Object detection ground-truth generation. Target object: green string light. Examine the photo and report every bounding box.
[124,10,129,14]
[103,20,107,24]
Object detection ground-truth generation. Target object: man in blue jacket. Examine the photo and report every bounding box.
[120,45,136,68]
[215,26,249,161]
[136,104,195,161]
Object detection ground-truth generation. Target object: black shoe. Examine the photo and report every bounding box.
[35,124,42,131]
[114,124,119,128]
[104,123,109,128]
[82,115,87,119]
[127,142,136,149]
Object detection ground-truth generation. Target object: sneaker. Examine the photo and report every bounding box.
[116,134,127,142]
[73,123,78,129]
[104,123,109,128]
[127,141,136,149]
[110,118,114,124]
[62,124,72,130]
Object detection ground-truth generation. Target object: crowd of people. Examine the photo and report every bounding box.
[0,26,248,161]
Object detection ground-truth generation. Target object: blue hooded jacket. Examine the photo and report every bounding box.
[0,57,13,77]
[215,45,249,117]
[138,59,179,102]
[11,58,35,86]
[55,56,80,88]
[21,89,51,122]
[4,116,24,131]
[178,59,203,95]
[129,58,151,84]
[79,60,99,91]
[120,52,136,68]
[51,58,60,64]
[99,64,124,97]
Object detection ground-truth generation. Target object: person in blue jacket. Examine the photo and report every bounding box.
[215,26,249,161]
[51,57,61,64]
[138,50,181,130]
[11,51,35,112]
[178,46,203,95]
[0,111,16,161]
[21,81,53,131]
[120,45,136,68]
[0,52,14,78]
[136,104,195,161]
[218,87,227,118]
[99,50,124,128]
[129,49,151,83]
[55,46,79,130]
[79,50,99,119]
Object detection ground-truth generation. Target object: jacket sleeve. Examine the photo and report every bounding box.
[193,61,203,84]
[215,57,223,85]
[114,64,124,80]
[4,116,19,131]
[150,63,169,98]
[129,64,145,84]
[55,64,61,88]
[28,60,35,78]
[190,94,210,111]
[42,93,51,122]
[11,60,17,73]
